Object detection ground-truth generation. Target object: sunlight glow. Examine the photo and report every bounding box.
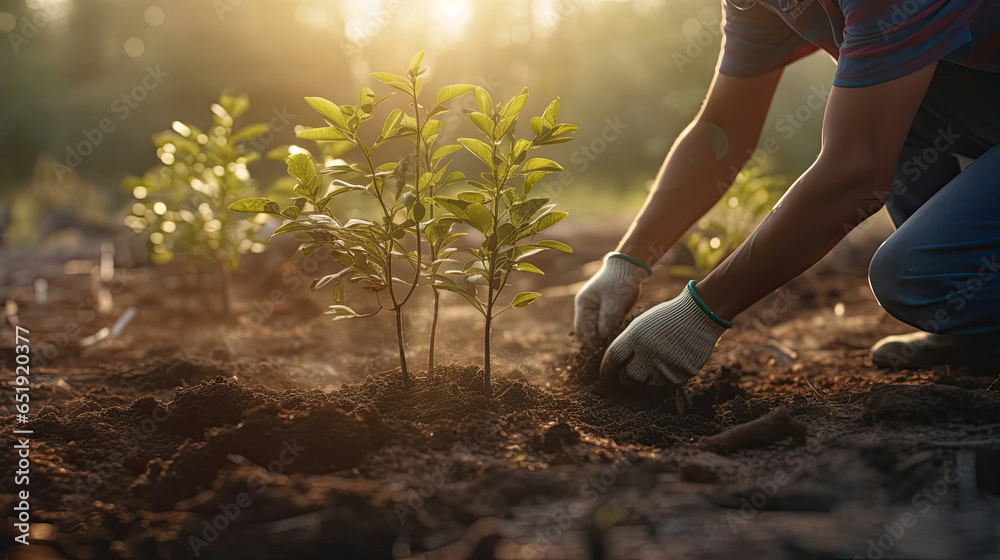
[342,0,383,44]
[429,0,473,42]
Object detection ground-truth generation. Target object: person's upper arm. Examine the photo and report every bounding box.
[697,68,784,165]
[834,0,979,87]
[817,64,938,192]
[718,0,818,79]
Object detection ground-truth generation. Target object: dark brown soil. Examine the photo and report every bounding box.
[2,224,1000,559]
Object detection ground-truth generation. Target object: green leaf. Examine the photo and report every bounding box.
[457,191,487,204]
[322,163,363,175]
[325,304,360,321]
[426,105,449,119]
[496,116,517,139]
[229,198,281,215]
[534,136,575,146]
[382,108,403,139]
[462,203,493,233]
[422,118,444,142]
[432,144,463,162]
[297,127,348,141]
[305,97,348,130]
[286,153,320,195]
[408,51,425,75]
[510,291,542,308]
[522,158,564,173]
[439,232,467,247]
[371,72,413,94]
[411,201,426,221]
[281,206,302,219]
[359,87,376,112]
[513,262,544,274]
[432,196,470,215]
[530,212,569,235]
[511,198,549,224]
[523,171,546,195]
[542,97,560,125]
[468,112,494,139]
[312,268,351,290]
[536,239,572,253]
[500,88,529,119]
[549,123,579,136]
[441,171,465,186]
[437,84,475,104]
[474,87,493,114]
[459,138,494,166]
[432,275,484,314]
[231,123,270,144]
[530,116,546,137]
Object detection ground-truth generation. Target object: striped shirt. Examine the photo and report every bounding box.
[719,0,1000,87]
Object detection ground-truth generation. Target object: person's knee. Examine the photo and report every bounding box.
[869,238,942,331]
[869,238,903,312]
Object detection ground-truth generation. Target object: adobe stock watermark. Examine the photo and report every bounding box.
[876,0,932,38]
[542,0,587,28]
[62,397,170,513]
[439,75,503,141]
[713,83,831,196]
[213,0,248,21]
[222,249,333,347]
[707,431,830,534]
[188,439,306,557]
[841,126,961,237]
[673,17,722,73]
[33,269,130,367]
[5,0,71,54]
[245,106,296,153]
[521,457,633,559]
[51,65,170,182]
[870,254,997,370]
[852,456,971,559]
[392,424,496,524]
[740,286,799,336]
[538,116,629,200]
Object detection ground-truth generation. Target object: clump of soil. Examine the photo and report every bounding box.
[166,376,264,438]
[862,384,1000,426]
[113,357,296,392]
[137,400,387,509]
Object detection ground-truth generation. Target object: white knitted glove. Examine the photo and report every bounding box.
[574,253,651,351]
[600,281,731,386]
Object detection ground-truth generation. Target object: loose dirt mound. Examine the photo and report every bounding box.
[862,384,1000,426]
[112,357,297,393]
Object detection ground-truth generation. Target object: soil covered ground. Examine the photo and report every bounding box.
[2,220,1000,559]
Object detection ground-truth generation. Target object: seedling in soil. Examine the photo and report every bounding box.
[230,52,468,387]
[123,93,273,315]
[431,89,577,397]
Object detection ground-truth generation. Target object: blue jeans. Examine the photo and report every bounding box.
[868,63,1000,341]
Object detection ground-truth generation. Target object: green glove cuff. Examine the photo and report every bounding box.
[607,252,652,277]
[686,280,733,329]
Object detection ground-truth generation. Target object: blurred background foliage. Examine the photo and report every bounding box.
[0,0,836,242]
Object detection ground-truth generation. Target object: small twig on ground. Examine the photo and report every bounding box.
[802,375,827,401]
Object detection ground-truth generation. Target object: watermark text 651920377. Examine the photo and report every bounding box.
[12,325,34,545]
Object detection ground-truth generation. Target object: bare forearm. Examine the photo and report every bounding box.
[617,120,752,267]
[695,67,936,321]
[697,160,885,319]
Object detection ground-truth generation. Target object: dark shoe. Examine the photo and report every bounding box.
[870,331,999,372]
